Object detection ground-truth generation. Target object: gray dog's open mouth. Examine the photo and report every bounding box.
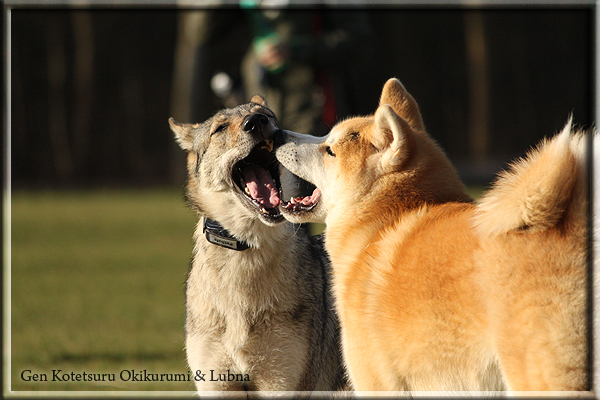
[233,139,283,221]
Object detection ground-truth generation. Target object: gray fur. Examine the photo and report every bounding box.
[170,99,347,393]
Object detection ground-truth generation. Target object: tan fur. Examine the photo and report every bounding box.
[276,78,589,392]
[474,122,589,391]
[475,119,585,236]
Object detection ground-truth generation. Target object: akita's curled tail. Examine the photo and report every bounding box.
[475,118,589,236]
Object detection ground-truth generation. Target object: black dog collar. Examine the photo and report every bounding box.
[203,217,250,251]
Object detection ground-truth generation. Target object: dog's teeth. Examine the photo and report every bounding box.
[290,197,297,204]
[245,187,251,195]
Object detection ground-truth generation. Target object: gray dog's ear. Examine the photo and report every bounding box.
[169,118,198,151]
[250,95,268,108]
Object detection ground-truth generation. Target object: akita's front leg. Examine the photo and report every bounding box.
[340,325,406,391]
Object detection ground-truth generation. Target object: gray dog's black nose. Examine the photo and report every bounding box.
[243,113,269,132]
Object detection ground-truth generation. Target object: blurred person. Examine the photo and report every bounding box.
[181,5,372,137]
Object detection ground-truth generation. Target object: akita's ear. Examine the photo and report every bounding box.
[250,95,268,107]
[379,78,425,132]
[169,118,197,151]
[374,104,412,168]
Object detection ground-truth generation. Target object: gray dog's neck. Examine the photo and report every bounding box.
[198,213,295,253]
[189,216,306,314]
[202,217,250,251]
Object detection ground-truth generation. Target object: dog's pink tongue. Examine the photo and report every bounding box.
[243,166,280,208]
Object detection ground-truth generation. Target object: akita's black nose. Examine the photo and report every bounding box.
[273,129,286,148]
[243,113,269,133]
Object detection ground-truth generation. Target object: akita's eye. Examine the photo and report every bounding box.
[212,123,229,135]
[325,146,336,157]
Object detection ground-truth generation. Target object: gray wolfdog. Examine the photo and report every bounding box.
[169,95,346,393]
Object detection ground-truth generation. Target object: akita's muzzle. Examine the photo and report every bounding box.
[274,130,323,220]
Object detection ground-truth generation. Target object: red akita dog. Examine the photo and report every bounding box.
[275,78,589,392]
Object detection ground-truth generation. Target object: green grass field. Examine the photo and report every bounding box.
[10,188,198,392]
[9,186,485,393]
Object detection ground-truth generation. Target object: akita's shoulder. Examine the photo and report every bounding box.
[388,202,478,250]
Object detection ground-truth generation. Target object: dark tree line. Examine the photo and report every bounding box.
[10,8,592,188]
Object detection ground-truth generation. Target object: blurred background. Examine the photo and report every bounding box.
[9,5,593,392]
